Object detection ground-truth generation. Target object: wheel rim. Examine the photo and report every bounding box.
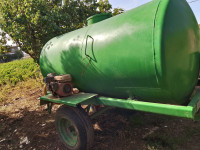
[58,118,78,147]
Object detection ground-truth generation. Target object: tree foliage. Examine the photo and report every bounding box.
[0,0,123,63]
[112,8,124,16]
[98,0,112,13]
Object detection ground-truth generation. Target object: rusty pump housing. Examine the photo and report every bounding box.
[44,73,73,97]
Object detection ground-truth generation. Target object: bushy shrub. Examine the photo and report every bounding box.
[0,58,41,85]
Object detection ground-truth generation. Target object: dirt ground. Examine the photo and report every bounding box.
[1,86,200,150]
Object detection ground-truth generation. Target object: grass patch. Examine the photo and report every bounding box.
[0,58,44,104]
[0,78,43,104]
[144,123,200,150]
[0,58,41,85]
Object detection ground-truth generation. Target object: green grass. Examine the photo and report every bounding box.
[0,58,41,85]
[0,58,44,104]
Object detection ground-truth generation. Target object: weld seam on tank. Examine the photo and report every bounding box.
[153,0,161,85]
[152,0,170,88]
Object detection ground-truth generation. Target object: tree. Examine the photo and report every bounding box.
[0,0,122,63]
[112,8,124,16]
[98,0,112,13]
[0,0,100,63]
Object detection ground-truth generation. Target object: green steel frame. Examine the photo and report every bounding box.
[40,89,200,120]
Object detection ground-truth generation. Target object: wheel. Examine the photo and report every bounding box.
[55,105,94,150]
[75,105,94,149]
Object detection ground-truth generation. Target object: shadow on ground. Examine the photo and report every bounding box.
[1,99,200,150]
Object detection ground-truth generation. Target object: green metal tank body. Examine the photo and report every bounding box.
[40,0,200,105]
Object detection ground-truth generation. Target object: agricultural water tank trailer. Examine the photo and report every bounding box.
[39,0,200,149]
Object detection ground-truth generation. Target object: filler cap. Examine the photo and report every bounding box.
[87,13,112,25]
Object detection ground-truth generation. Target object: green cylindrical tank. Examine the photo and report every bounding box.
[40,0,200,105]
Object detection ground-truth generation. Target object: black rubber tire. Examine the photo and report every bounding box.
[55,105,94,150]
[74,105,94,149]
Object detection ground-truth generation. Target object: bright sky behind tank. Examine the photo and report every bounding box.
[109,0,200,24]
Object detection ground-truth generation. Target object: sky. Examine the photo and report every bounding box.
[109,0,200,24]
